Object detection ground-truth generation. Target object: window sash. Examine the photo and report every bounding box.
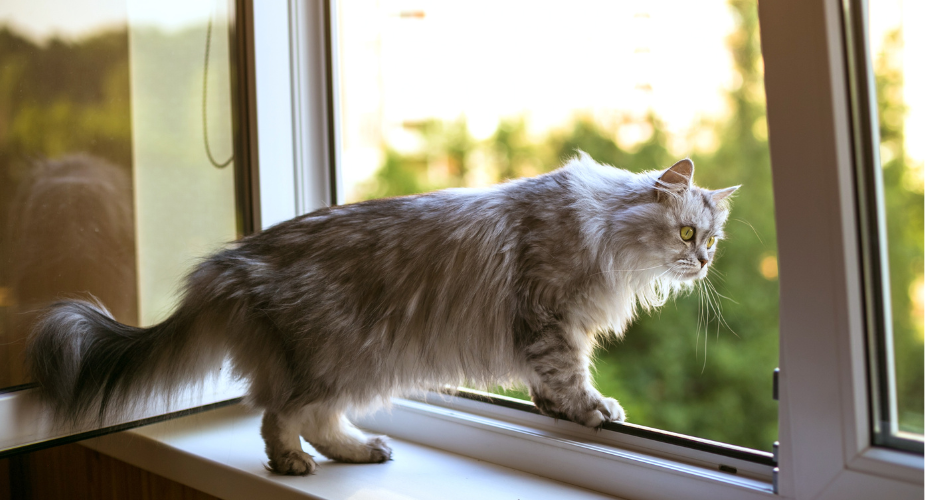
[840,0,923,455]
[0,0,261,458]
[760,0,923,497]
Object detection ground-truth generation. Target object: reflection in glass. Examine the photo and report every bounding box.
[867,0,925,438]
[0,0,239,388]
[335,0,779,450]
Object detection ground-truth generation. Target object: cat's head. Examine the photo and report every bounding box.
[644,159,738,283]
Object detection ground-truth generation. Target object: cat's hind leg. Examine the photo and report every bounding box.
[261,410,318,475]
[299,404,392,464]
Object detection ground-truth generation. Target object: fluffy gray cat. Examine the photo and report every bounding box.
[27,152,737,475]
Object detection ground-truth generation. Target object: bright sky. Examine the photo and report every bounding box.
[0,0,214,41]
[337,0,927,199]
[869,0,928,171]
[337,0,737,192]
[366,0,734,134]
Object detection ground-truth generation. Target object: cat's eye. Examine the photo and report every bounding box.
[706,236,716,249]
[680,226,695,241]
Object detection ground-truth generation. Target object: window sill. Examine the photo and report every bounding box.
[82,400,774,500]
[81,403,615,500]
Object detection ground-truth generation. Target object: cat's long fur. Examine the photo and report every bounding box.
[27,152,737,475]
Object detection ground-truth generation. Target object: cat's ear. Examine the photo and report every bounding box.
[656,159,693,201]
[711,186,740,204]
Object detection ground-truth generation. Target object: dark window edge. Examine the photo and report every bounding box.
[0,383,38,396]
[0,397,243,460]
[447,388,777,468]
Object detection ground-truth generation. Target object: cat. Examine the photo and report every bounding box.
[27,152,738,475]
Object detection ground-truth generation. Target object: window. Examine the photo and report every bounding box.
[1,1,923,499]
[852,0,924,450]
[761,0,922,497]
[0,0,249,453]
[333,0,780,454]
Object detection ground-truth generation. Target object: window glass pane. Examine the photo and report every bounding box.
[0,0,239,389]
[335,0,778,450]
[868,0,925,438]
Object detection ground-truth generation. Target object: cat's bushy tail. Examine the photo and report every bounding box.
[26,292,227,425]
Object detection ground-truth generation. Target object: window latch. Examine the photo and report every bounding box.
[773,367,779,401]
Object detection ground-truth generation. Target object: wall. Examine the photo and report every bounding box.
[0,443,219,500]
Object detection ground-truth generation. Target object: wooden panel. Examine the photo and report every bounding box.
[2,444,220,500]
[0,456,10,500]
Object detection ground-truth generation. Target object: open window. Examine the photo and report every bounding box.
[330,0,779,472]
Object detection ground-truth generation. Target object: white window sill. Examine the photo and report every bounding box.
[81,403,617,500]
[81,399,775,500]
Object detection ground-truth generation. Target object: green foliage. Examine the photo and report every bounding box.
[873,29,924,434]
[0,28,133,170]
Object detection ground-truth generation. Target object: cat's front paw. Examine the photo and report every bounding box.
[267,450,318,476]
[579,397,626,427]
[366,436,393,463]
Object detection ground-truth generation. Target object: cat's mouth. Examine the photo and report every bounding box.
[673,267,707,281]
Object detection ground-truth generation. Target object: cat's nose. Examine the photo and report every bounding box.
[699,258,708,268]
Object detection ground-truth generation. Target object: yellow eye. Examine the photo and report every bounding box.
[706,236,716,249]
[680,226,695,241]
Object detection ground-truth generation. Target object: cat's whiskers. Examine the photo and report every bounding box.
[708,276,738,306]
[699,279,712,373]
[706,268,740,310]
[732,218,764,244]
[656,267,676,280]
[705,277,738,337]
[594,264,667,277]
[695,278,705,360]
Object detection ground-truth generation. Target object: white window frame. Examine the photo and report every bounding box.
[1,1,923,499]
[759,0,923,498]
